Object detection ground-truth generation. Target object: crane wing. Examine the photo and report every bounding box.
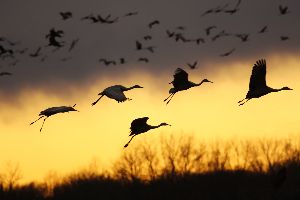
[130,117,149,135]
[172,68,189,88]
[249,59,267,91]
[105,85,127,102]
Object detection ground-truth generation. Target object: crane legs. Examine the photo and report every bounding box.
[30,116,45,125]
[164,93,175,105]
[91,95,104,106]
[39,117,48,132]
[124,135,136,148]
[238,98,250,106]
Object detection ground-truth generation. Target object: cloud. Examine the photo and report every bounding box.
[0,0,299,101]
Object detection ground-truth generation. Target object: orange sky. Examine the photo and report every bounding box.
[0,54,299,183]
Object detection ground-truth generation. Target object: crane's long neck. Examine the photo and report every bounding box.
[194,79,207,87]
[149,123,165,130]
[123,86,137,91]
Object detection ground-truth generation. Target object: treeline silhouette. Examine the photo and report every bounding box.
[1,135,300,200]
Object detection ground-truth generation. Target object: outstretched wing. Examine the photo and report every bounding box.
[130,117,149,135]
[172,68,189,88]
[249,59,267,91]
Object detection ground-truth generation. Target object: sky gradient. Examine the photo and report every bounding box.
[0,0,299,182]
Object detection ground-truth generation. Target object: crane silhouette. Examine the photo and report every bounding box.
[238,59,292,106]
[124,117,170,148]
[91,85,143,106]
[30,104,78,132]
[164,68,213,104]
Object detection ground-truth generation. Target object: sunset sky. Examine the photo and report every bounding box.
[0,0,299,182]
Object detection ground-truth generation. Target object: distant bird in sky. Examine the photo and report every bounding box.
[166,30,175,38]
[238,59,292,106]
[176,26,186,31]
[99,58,116,66]
[175,33,191,42]
[235,33,249,42]
[279,5,290,15]
[164,68,213,104]
[145,46,156,53]
[148,20,160,28]
[258,25,268,34]
[280,36,289,41]
[81,14,100,23]
[59,12,72,20]
[224,0,241,14]
[16,48,28,54]
[0,72,12,76]
[29,47,42,57]
[220,48,235,57]
[30,105,78,132]
[193,37,205,45]
[120,58,126,64]
[0,45,13,56]
[91,84,143,106]
[124,117,170,148]
[211,30,231,41]
[68,38,79,52]
[123,11,138,17]
[138,57,149,63]
[187,61,198,69]
[143,35,152,40]
[205,26,217,36]
[135,40,143,50]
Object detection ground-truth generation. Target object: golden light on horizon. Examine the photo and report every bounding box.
[0,54,300,183]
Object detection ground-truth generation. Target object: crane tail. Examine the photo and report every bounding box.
[91,95,104,106]
[40,117,48,132]
[124,135,136,148]
[30,116,45,125]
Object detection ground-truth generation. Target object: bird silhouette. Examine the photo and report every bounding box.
[135,40,143,50]
[81,14,100,23]
[99,58,116,66]
[29,47,42,57]
[124,117,170,148]
[279,5,290,15]
[193,37,205,45]
[123,11,138,17]
[120,58,126,64]
[148,20,160,28]
[164,68,213,104]
[138,57,149,63]
[187,61,197,69]
[30,104,78,132]
[175,26,186,31]
[220,48,235,57]
[211,30,231,41]
[166,30,175,38]
[91,85,143,106]
[235,33,249,42]
[68,38,79,52]
[205,26,217,36]
[258,25,268,34]
[238,59,292,106]
[280,36,289,41]
[143,35,152,40]
[60,12,72,20]
[0,72,12,76]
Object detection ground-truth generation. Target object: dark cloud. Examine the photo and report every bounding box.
[0,0,299,100]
